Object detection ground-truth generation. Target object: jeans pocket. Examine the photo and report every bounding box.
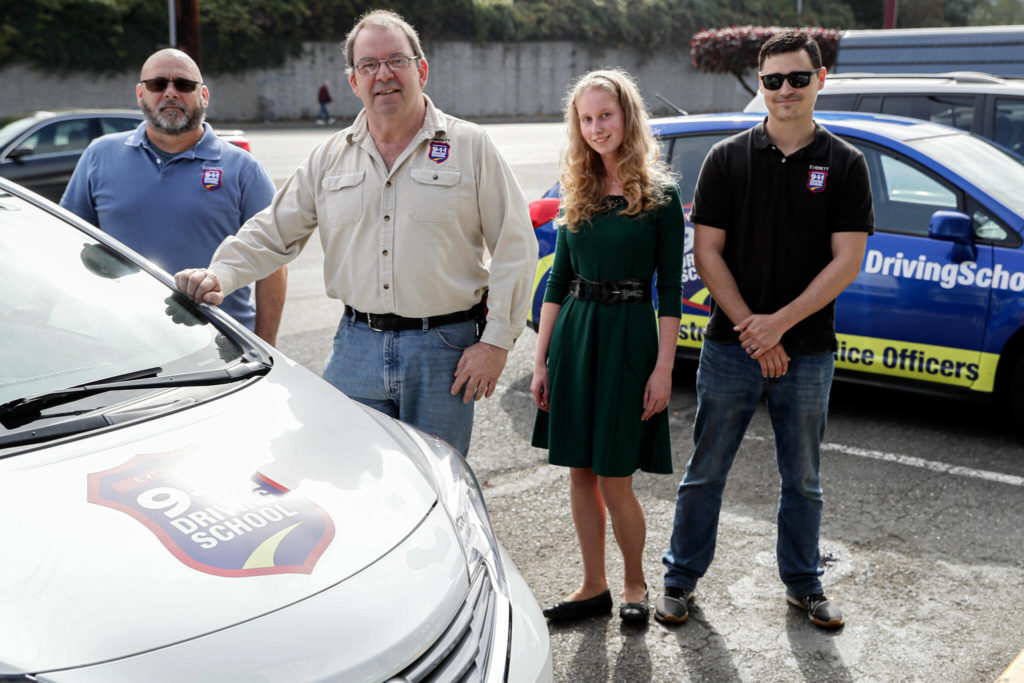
[431,322,477,351]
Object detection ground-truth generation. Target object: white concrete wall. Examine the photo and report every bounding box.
[0,41,751,122]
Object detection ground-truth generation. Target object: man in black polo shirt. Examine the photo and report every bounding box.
[656,31,874,629]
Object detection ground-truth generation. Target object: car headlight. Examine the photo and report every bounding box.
[398,424,508,597]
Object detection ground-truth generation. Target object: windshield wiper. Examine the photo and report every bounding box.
[0,360,270,426]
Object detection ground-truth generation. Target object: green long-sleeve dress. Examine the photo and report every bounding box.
[531,186,685,477]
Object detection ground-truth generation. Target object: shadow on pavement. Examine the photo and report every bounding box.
[785,609,854,682]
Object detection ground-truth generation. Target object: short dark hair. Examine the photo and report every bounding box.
[758,31,822,70]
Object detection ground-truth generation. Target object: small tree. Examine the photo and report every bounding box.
[691,26,839,97]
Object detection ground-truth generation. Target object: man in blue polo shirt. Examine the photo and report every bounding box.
[61,48,286,343]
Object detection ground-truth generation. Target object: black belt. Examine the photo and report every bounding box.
[345,301,486,332]
[569,276,651,304]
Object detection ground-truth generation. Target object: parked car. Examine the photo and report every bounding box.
[0,178,551,682]
[0,110,252,203]
[529,112,1024,426]
[744,71,1024,159]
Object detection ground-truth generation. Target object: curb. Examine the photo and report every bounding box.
[997,650,1024,682]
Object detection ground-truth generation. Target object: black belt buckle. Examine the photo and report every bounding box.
[604,283,623,304]
[366,313,387,332]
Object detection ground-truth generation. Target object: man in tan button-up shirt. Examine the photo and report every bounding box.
[176,10,536,456]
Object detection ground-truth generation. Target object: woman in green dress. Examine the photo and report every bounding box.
[531,69,685,622]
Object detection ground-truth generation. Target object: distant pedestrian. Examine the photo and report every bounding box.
[656,31,874,629]
[531,69,684,623]
[61,48,287,344]
[174,9,537,457]
[317,81,336,124]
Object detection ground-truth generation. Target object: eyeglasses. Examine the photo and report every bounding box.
[140,77,202,93]
[759,69,821,91]
[353,54,419,77]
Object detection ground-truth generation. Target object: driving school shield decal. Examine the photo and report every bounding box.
[807,169,828,193]
[201,168,223,190]
[428,141,450,163]
[87,449,335,577]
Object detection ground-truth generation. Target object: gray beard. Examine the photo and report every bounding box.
[141,99,206,135]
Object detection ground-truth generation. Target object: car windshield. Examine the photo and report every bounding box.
[0,116,43,149]
[910,133,1024,217]
[0,190,244,406]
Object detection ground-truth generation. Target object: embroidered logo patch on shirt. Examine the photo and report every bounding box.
[807,168,828,193]
[202,167,224,191]
[428,141,450,164]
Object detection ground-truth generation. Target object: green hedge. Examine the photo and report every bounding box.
[0,0,969,75]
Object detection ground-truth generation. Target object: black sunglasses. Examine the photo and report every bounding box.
[140,77,202,93]
[759,69,821,91]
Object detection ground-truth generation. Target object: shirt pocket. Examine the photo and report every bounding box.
[410,168,461,224]
[321,170,364,225]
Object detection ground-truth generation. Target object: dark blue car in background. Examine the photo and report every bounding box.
[528,112,1024,427]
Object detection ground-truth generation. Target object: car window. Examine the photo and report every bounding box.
[666,134,729,204]
[966,197,1013,244]
[816,94,858,111]
[993,96,1024,157]
[0,117,43,151]
[101,117,139,135]
[15,119,92,156]
[913,132,1024,222]
[879,95,975,132]
[858,95,882,113]
[0,191,244,406]
[850,141,958,237]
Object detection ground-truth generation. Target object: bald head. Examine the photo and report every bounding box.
[140,48,202,82]
[136,48,209,150]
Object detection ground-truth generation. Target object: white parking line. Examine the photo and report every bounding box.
[747,434,1024,487]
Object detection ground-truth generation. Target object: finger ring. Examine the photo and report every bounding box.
[748,345,756,352]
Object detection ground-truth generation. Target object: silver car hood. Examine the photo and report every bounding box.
[0,357,440,674]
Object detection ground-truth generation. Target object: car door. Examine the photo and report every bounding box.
[836,139,992,390]
[3,117,96,202]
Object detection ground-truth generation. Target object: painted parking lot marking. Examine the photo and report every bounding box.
[746,434,1024,488]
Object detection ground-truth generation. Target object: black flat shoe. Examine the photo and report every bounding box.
[542,589,613,620]
[619,586,649,622]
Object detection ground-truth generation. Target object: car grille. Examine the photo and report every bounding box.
[388,566,498,683]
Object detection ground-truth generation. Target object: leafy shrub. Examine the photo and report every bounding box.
[691,25,840,94]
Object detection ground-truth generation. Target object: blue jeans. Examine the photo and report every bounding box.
[321,313,477,456]
[662,338,834,599]
[318,103,331,121]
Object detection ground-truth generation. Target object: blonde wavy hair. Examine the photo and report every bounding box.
[559,69,674,231]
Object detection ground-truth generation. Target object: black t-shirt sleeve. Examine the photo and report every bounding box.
[831,150,875,235]
[688,142,729,229]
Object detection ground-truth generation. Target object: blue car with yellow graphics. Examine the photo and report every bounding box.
[528,112,1024,427]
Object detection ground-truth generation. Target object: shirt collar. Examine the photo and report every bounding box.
[752,118,829,158]
[126,121,220,160]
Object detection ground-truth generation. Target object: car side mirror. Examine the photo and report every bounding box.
[929,210,975,263]
[7,146,33,161]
